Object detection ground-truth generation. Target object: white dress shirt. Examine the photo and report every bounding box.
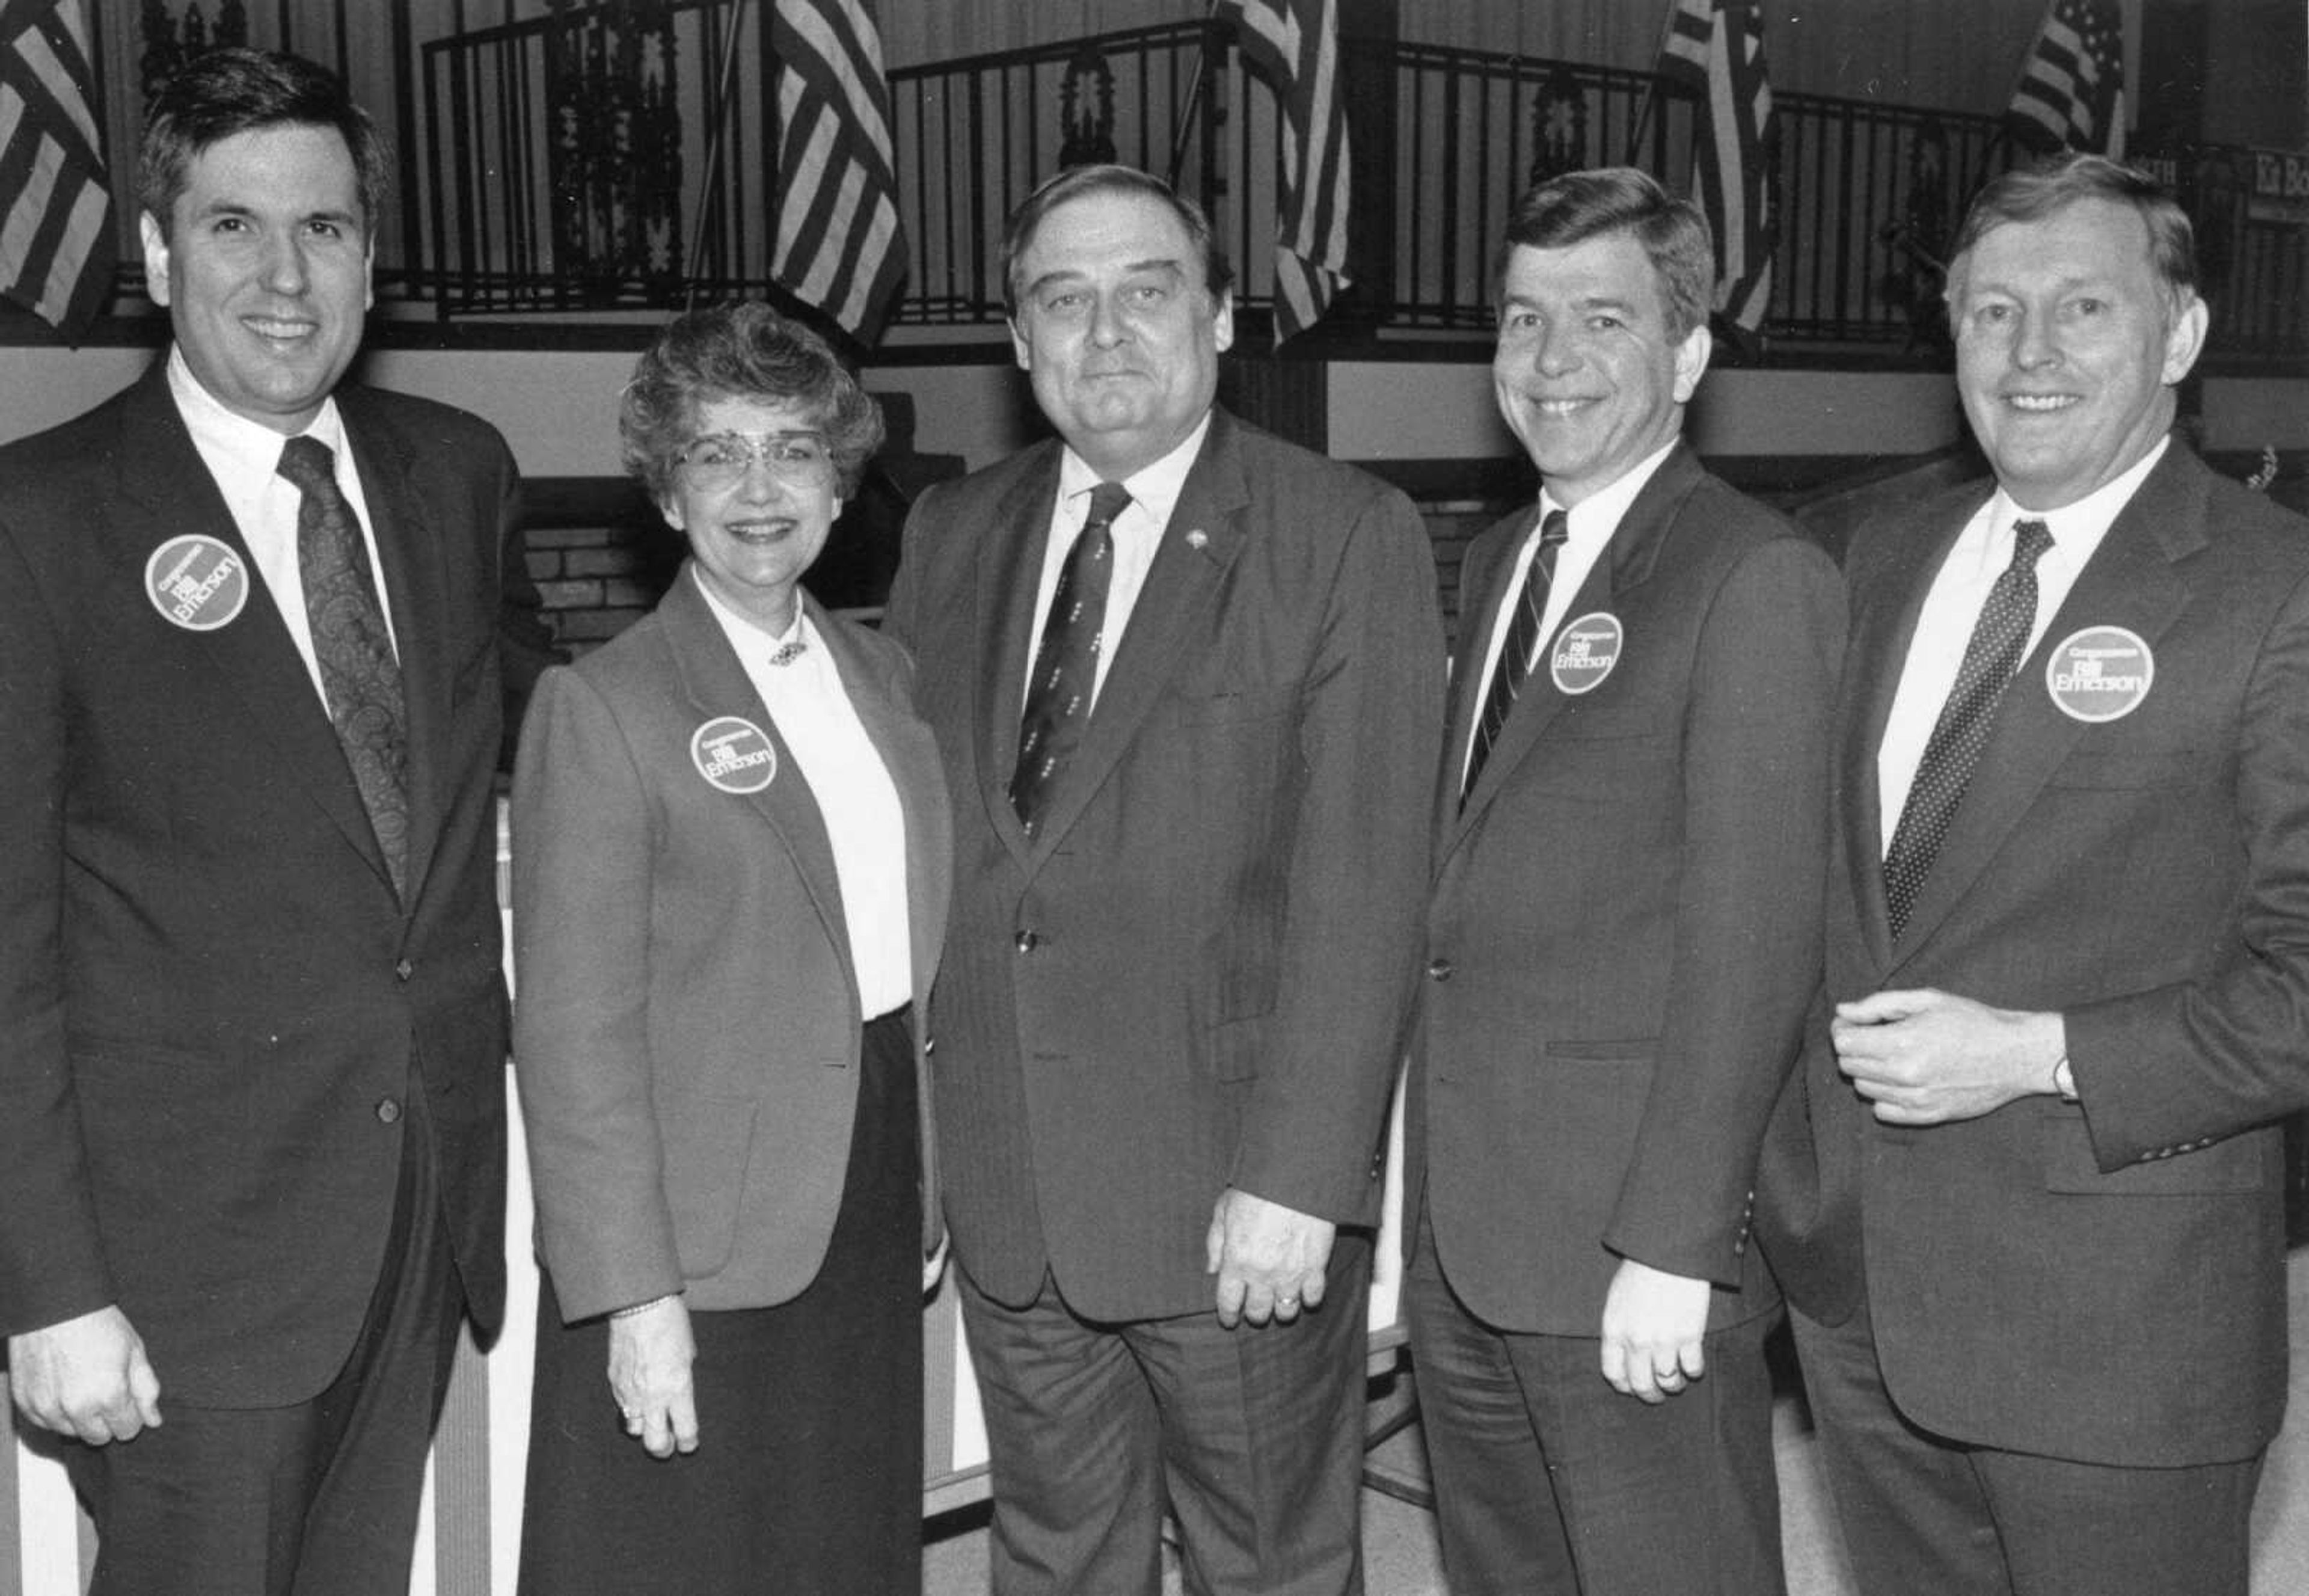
[697,572,914,1019]
[1459,439,1677,787]
[1022,412,1213,714]
[168,346,397,701]
[1877,437,2170,853]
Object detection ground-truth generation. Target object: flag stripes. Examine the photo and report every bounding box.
[1221,0,1351,343]
[1656,0,1774,333]
[770,0,904,343]
[2005,0,2125,158]
[0,0,114,339]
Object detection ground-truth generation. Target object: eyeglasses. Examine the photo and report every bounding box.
[673,430,834,490]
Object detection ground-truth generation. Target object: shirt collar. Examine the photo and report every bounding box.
[1056,411,1213,532]
[168,344,348,477]
[1541,437,1680,548]
[1985,435,2171,553]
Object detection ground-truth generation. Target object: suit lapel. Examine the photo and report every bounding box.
[663,572,857,996]
[1449,446,1700,839]
[1888,453,2201,966]
[970,442,1063,868]
[101,370,394,892]
[1023,415,1250,858]
[1842,488,1984,971]
[340,391,451,906]
[1432,503,1536,851]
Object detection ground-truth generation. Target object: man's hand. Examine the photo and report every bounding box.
[1833,987,2066,1125]
[7,1305,163,1444]
[1598,1260,1710,1404]
[606,1297,699,1459]
[1205,1188,1335,1328]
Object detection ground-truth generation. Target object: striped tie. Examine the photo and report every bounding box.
[1463,508,1570,803]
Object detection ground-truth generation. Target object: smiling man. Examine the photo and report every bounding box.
[1756,155,2309,1596]
[1405,167,1841,1595]
[884,164,1441,1596]
[0,48,536,1595]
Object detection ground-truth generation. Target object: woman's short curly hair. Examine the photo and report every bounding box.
[619,302,885,502]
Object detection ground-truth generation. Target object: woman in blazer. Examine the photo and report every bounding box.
[511,302,949,1595]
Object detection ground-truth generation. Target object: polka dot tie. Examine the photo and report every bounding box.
[1882,517,2054,940]
[1011,481,1132,838]
[1462,508,1569,805]
[277,435,410,899]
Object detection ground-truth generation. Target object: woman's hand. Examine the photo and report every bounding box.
[606,1296,699,1458]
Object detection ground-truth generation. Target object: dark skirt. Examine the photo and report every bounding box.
[517,1010,923,1595]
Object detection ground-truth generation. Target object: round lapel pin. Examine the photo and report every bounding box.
[690,716,779,793]
[2045,626,2153,723]
[1548,612,1624,696]
[144,534,250,631]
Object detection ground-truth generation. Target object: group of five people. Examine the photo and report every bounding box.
[4,42,2304,1596]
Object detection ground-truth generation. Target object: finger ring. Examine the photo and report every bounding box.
[1278,1296,1299,1309]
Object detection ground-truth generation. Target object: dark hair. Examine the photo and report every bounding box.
[620,301,885,501]
[139,47,388,236]
[999,164,1234,316]
[1946,153,2197,316]
[1493,167,1714,341]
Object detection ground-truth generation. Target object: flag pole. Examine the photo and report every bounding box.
[1625,0,1684,167]
[1168,1,1225,189]
[685,0,753,312]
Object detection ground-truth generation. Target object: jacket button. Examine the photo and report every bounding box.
[1014,930,1040,953]
[375,1097,403,1124]
[923,1036,937,1055]
[1427,959,1453,981]
[394,959,415,982]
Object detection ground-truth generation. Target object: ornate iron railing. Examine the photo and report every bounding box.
[412,7,2305,360]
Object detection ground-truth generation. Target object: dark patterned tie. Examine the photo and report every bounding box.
[1462,508,1570,803]
[277,435,411,898]
[1011,480,1132,838]
[1881,517,2055,939]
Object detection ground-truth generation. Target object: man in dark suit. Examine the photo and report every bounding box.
[883,164,1441,1596]
[1406,168,1841,1595]
[0,49,530,1595]
[1757,154,2309,1595]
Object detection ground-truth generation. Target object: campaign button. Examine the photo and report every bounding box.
[690,716,779,794]
[2045,626,2153,723]
[1548,612,1623,696]
[144,534,249,631]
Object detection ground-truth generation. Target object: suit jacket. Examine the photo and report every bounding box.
[509,569,951,1319]
[883,408,1444,1319]
[1756,440,2309,1467]
[1409,445,1843,1335]
[0,365,518,1407]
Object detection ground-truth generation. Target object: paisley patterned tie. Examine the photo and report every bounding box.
[1011,480,1132,838]
[277,435,410,898]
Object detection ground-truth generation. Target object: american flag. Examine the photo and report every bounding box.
[2005,0,2125,158]
[1221,0,1351,344]
[0,0,114,341]
[1657,0,1775,333]
[770,0,906,344]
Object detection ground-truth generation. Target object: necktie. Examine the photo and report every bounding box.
[1012,480,1131,837]
[277,435,411,898]
[1462,508,1570,803]
[770,638,808,666]
[1882,517,2055,939]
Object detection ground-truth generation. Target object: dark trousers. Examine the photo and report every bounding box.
[1404,1222,1783,1596]
[1792,1300,2261,1596]
[62,1081,464,1596]
[517,1008,923,1596]
[958,1232,1372,1596]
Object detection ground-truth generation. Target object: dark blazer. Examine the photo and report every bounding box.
[1410,445,1843,1334]
[1757,440,2309,1467]
[0,366,518,1407]
[510,569,950,1319]
[883,408,1444,1319]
